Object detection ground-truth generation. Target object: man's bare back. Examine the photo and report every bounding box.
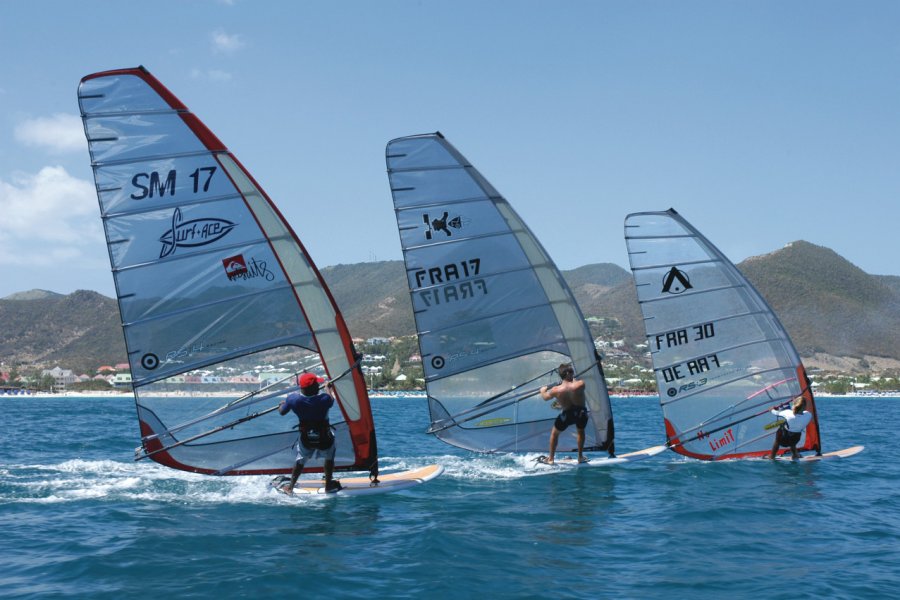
[542,379,586,410]
[539,363,589,464]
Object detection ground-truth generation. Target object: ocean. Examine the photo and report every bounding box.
[0,395,896,599]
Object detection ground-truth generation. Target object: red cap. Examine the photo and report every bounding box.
[298,373,325,388]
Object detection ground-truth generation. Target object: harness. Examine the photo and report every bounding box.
[299,419,334,450]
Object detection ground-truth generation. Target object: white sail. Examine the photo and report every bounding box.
[624,209,821,459]
[78,67,377,476]
[385,133,614,453]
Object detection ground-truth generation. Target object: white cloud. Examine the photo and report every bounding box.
[14,113,86,154]
[190,68,233,83]
[0,166,102,266]
[211,29,245,54]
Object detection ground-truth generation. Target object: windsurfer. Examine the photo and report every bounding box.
[769,396,813,459]
[278,373,342,493]
[539,363,589,464]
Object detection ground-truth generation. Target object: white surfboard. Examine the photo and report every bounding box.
[776,445,865,462]
[532,444,668,469]
[270,464,444,497]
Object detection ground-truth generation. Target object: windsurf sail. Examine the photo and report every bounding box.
[78,66,377,476]
[385,133,614,453]
[624,209,821,460]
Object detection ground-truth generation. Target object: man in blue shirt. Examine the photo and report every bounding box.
[278,372,342,494]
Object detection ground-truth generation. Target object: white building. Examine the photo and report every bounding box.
[42,366,77,392]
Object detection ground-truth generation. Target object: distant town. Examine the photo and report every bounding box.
[1,334,897,396]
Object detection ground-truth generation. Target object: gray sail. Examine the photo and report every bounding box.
[624,209,821,459]
[78,67,377,475]
[386,133,613,453]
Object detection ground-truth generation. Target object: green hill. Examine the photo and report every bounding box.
[0,290,125,373]
[737,241,900,359]
[319,261,413,338]
[3,241,900,373]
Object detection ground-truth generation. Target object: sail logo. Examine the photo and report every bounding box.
[159,208,236,258]
[430,344,496,371]
[164,339,227,362]
[666,377,708,398]
[708,428,735,453]
[423,211,467,240]
[141,353,160,370]
[223,255,248,279]
[661,267,692,294]
[222,254,275,282]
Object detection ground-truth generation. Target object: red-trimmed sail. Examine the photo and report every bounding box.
[78,67,376,475]
[625,209,821,460]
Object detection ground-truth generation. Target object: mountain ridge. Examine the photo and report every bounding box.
[3,240,899,374]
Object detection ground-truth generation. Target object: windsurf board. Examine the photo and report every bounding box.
[533,444,667,469]
[270,464,444,497]
[776,445,864,462]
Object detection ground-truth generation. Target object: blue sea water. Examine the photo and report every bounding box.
[0,395,896,599]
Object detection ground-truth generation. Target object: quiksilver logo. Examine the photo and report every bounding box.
[222,254,275,282]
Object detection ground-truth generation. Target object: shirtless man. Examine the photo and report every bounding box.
[539,363,589,464]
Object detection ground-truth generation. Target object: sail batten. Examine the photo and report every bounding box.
[386,133,613,454]
[79,67,376,475]
[395,195,502,211]
[652,337,782,373]
[630,257,723,271]
[103,193,247,219]
[624,209,821,460]
[644,310,768,337]
[402,229,517,251]
[91,150,217,169]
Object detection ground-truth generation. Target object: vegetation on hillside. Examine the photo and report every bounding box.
[4,241,900,393]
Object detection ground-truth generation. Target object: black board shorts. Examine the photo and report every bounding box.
[778,428,802,447]
[554,407,588,431]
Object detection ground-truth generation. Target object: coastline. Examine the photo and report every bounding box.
[5,390,900,399]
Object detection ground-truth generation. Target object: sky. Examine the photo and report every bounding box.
[1,1,899,299]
